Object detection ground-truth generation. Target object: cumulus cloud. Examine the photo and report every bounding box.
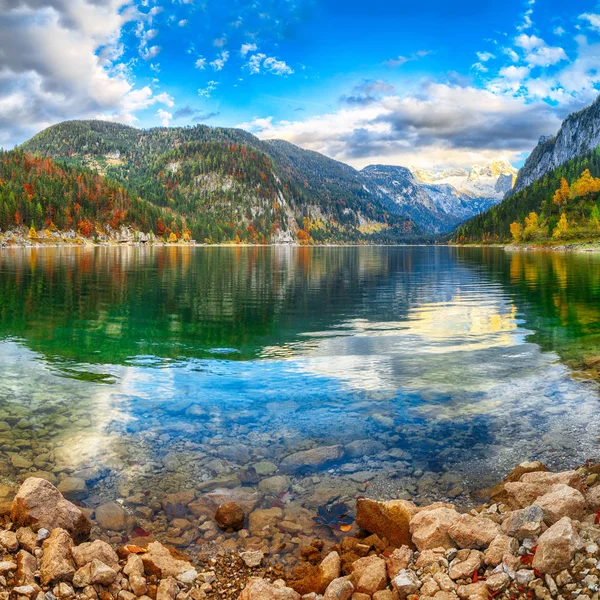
[210,51,229,71]
[384,50,432,68]
[0,0,173,147]
[245,53,293,75]
[240,43,258,57]
[195,57,207,69]
[156,108,172,126]
[340,80,395,106]
[237,82,563,169]
[579,13,600,32]
[198,81,219,98]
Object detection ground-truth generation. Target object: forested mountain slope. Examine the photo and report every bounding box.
[20,120,422,244]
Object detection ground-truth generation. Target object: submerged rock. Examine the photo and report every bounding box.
[280,445,344,472]
[215,502,245,531]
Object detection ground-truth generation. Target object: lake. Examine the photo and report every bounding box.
[1,245,600,562]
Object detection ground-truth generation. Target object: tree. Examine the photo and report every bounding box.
[29,224,37,239]
[570,169,600,199]
[510,221,523,242]
[553,178,570,206]
[553,213,569,239]
[523,212,540,240]
[591,204,600,230]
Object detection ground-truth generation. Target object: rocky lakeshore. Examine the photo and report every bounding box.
[3,461,600,600]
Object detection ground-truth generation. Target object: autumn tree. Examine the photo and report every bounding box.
[570,169,600,199]
[510,221,523,242]
[523,212,540,240]
[553,213,569,239]
[553,178,570,207]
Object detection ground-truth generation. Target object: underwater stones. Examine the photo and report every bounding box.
[252,461,278,476]
[280,445,344,472]
[248,507,283,535]
[214,502,245,531]
[356,498,417,548]
[409,507,461,551]
[57,478,88,501]
[218,445,251,464]
[40,528,75,585]
[345,440,386,458]
[11,478,91,542]
[447,514,501,549]
[532,517,583,574]
[162,491,195,518]
[95,503,128,532]
[239,550,264,568]
[10,455,34,470]
[258,476,291,495]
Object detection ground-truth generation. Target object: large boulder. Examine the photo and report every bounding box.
[11,478,91,542]
[533,484,585,525]
[239,578,301,600]
[532,517,583,574]
[356,498,418,547]
[280,446,344,472]
[350,556,388,595]
[520,470,581,489]
[448,514,501,549]
[489,461,548,504]
[409,507,461,551]
[140,541,198,584]
[503,482,550,509]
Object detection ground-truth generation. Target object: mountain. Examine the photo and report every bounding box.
[19,120,422,244]
[0,149,185,241]
[361,161,518,233]
[512,95,600,195]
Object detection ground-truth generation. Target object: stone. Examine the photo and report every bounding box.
[57,478,88,501]
[447,515,501,549]
[433,572,457,592]
[489,462,548,504]
[248,507,283,535]
[345,440,386,458]
[391,569,421,599]
[320,552,341,585]
[123,554,144,577]
[162,492,195,518]
[385,546,413,579]
[449,550,482,581]
[72,565,92,588]
[156,577,178,600]
[532,517,583,574]
[239,577,301,600]
[0,529,18,552]
[520,470,581,489]
[11,478,91,542]
[409,507,461,551]
[252,461,278,476]
[323,577,354,600]
[40,528,75,586]
[533,484,585,524]
[239,551,264,568]
[95,503,128,531]
[16,550,37,586]
[501,505,544,539]
[16,528,38,553]
[88,559,117,586]
[0,560,17,574]
[515,569,535,585]
[280,446,344,472]
[71,540,120,569]
[141,541,198,584]
[483,535,518,566]
[55,582,75,598]
[214,502,245,531]
[130,573,147,596]
[356,498,417,547]
[258,476,291,495]
[486,572,510,593]
[585,485,600,510]
[351,556,387,595]
[456,582,487,600]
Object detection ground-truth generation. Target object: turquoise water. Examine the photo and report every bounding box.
[1,245,599,560]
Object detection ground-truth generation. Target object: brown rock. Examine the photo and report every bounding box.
[16,527,37,553]
[503,482,549,509]
[483,535,518,566]
[386,546,413,579]
[141,541,198,584]
[40,528,75,586]
[409,507,461,551]
[391,569,421,599]
[520,470,581,488]
[533,484,585,525]
[448,515,501,549]
[239,577,301,600]
[532,517,583,574]
[11,478,91,542]
[356,498,418,548]
[89,559,117,586]
[585,485,600,510]
[72,564,92,588]
[156,577,178,600]
[214,502,245,531]
[323,577,354,600]
[15,550,37,586]
[456,582,488,600]
[248,507,283,535]
[123,553,144,577]
[280,446,344,472]
[351,556,388,595]
[500,505,544,539]
[95,503,128,531]
[489,461,548,504]
[449,550,482,581]
[0,529,18,552]
[72,540,120,569]
[415,548,446,569]
[320,551,341,586]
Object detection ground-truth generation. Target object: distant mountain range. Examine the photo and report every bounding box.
[361,161,518,233]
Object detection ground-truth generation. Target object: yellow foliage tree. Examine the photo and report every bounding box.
[510,221,523,242]
[553,177,570,206]
[168,232,177,243]
[570,169,600,199]
[523,212,540,239]
[553,213,569,239]
[29,225,37,239]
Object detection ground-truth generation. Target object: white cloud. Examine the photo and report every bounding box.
[0,0,173,147]
[245,53,293,75]
[515,34,545,51]
[471,62,488,72]
[526,45,568,67]
[210,51,229,71]
[554,26,566,36]
[213,37,227,47]
[195,57,206,69]
[178,19,187,27]
[579,13,600,32]
[477,51,495,62]
[156,108,172,126]
[241,43,258,57]
[198,81,219,98]
[384,50,432,68]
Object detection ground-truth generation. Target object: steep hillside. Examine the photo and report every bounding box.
[0,150,185,240]
[453,147,600,244]
[21,120,422,244]
[361,162,517,233]
[512,95,600,195]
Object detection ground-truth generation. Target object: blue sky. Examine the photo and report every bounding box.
[2,0,600,169]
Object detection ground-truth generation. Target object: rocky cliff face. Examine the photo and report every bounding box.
[512,95,600,194]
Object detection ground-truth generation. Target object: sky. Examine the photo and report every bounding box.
[1,0,600,170]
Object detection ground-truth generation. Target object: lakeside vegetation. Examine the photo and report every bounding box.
[452,147,600,246]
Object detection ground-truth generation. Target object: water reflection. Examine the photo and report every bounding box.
[1,246,600,563]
